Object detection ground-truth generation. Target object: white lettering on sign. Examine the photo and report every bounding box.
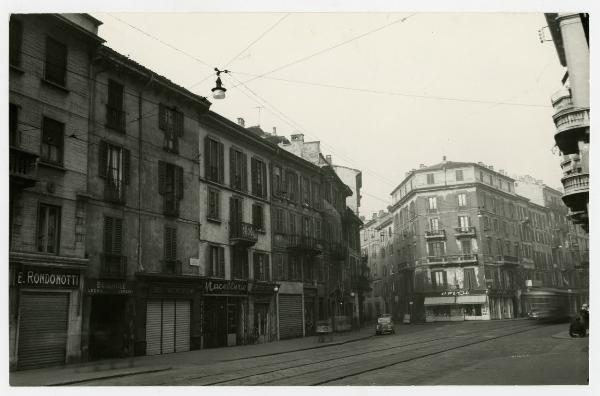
[205,280,247,293]
[18,270,79,288]
[441,289,470,297]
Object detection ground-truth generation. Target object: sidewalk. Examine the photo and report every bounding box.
[10,327,374,386]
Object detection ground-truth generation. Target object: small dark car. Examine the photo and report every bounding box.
[375,314,395,335]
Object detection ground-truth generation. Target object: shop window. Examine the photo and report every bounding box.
[44,37,67,86]
[464,304,482,316]
[159,104,183,153]
[37,204,61,254]
[41,117,64,165]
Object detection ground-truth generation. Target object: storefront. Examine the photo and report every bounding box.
[249,281,279,343]
[134,274,202,356]
[85,279,136,359]
[202,279,249,348]
[279,294,304,339]
[424,290,490,322]
[10,263,85,370]
[303,287,317,336]
[488,291,517,320]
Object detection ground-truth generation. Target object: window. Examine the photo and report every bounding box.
[458,215,470,229]
[37,204,61,253]
[230,148,247,191]
[9,103,19,146]
[232,248,248,279]
[432,270,447,288]
[455,170,464,181]
[44,37,67,86]
[106,80,125,132]
[159,104,183,153]
[493,218,499,232]
[463,268,476,289]
[208,245,225,278]
[289,255,301,280]
[273,165,283,195]
[158,161,184,216]
[275,208,285,234]
[99,141,130,203]
[461,239,472,254]
[429,218,439,231]
[301,177,310,205]
[41,117,64,165]
[252,204,264,231]
[204,137,224,183]
[251,157,268,198]
[428,241,445,257]
[486,237,493,255]
[164,226,177,261]
[253,253,270,281]
[303,258,315,282]
[479,171,484,182]
[427,196,437,212]
[103,216,123,255]
[483,216,490,230]
[9,17,22,67]
[426,173,435,184]
[289,212,296,236]
[458,193,467,208]
[286,171,298,202]
[207,188,220,221]
[274,254,287,281]
[311,182,321,209]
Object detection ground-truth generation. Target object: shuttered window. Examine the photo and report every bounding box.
[207,188,220,221]
[204,136,224,183]
[232,248,248,279]
[251,157,268,198]
[253,253,269,281]
[103,216,123,254]
[44,37,67,86]
[106,80,125,132]
[230,148,247,191]
[289,255,301,281]
[37,204,61,254]
[99,141,130,203]
[159,104,183,153]
[272,165,282,195]
[208,245,225,278]
[9,17,22,67]
[252,204,264,231]
[275,209,285,234]
[311,182,321,209]
[301,177,310,205]
[286,171,298,202]
[426,173,435,184]
[456,170,464,181]
[164,226,177,260]
[274,254,287,281]
[41,117,64,165]
[158,161,184,216]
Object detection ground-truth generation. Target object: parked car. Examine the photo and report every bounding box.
[375,314,395,335]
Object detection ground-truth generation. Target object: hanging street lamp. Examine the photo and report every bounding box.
[211,67,230,99]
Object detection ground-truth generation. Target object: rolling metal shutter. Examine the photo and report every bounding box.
[175,300,190,352]
[146,299,190,355]
[18,292,69,370]
[145,300,162,356]
[279,294,303,339]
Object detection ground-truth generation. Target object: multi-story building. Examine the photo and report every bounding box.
[544,13,589,232]
[332,163,362,216]
[379,159,588,323]
[83,46,211,359]
[9,14,104,370]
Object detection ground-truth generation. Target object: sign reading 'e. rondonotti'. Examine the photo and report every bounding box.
[14,266,80,289]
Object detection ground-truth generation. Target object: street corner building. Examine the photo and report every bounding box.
[9,13,364,370]
[360,160,588,325]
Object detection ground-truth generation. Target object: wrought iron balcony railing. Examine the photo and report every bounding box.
[230,221,258,246]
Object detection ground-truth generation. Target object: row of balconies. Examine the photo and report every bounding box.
[551,88,589,156]
[424,227,476,240]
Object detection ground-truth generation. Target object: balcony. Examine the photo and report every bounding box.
[425,229,446,240]
[427,254,478,266]
[230,221,258,247]
[560,154,580,176]
[495,255,520,266]
[101,254,127,279]
[288,234,323,255]
[551,88,573,113]
[553,108,590,154]
[104,182,125,204]
[106,105,126,132]
[10,146,39,189]
[454,226,476,238]
[568,209,589,232]
[561,172,589,213]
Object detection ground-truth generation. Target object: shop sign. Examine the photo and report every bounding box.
[149,283,195,297]
[203,279,248,294]
[87,279,134,295]
[14,266,80,289]
[437,289,487,297]
[249,282,279,295]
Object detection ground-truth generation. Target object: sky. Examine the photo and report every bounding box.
[90,12,567,217]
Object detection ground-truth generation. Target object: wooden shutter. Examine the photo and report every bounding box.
[158,161,166,195]
[176,166,184,199]
[99,141,108,178]
[251,158,257,196]
[159,104,166,130]
[108,80,123,109]
[204,136,211,179]
[113,218,123,254]
[241,152,248,192]
[229,147,235,188]
[262,162,268,198]
[123,148,131,185]
[164,226,177,260]
[175,110,184,137]
[103,216,113,253]
[218,141,224,183]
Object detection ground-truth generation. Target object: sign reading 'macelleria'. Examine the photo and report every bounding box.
[14,266,80,289]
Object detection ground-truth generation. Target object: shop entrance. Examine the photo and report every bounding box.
[204,297,242,348]
[89,295,128,359]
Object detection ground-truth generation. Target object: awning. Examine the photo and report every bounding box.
[424,296,456,305]
[456,295,487,304]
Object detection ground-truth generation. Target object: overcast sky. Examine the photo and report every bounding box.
[92,12,567,216]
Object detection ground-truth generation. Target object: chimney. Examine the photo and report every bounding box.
[372,212,378,220]
[326,155,332,165]
[291,133,304,142]
[272,126,277,136]
[237,118,245,127]
[442,155,447,161]
[419,164,426,169]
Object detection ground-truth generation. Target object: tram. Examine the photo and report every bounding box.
[522,288,573,322]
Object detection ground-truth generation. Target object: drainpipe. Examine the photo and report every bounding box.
[138,73,154,272]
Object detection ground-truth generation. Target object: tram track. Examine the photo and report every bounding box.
[183,321,540,386]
